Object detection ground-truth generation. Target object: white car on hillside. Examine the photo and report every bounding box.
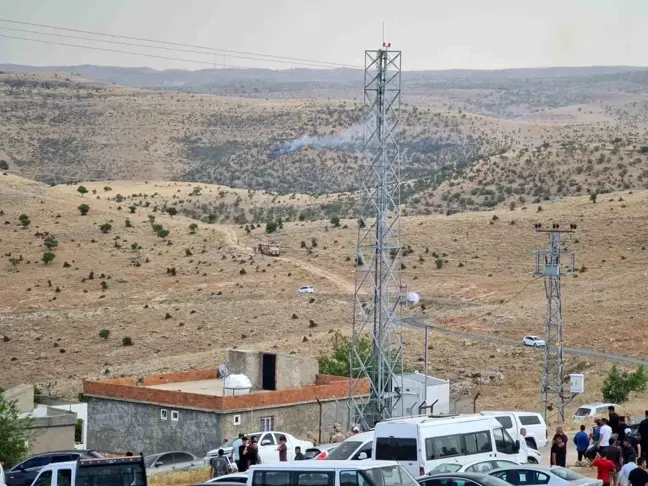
[298,286,314,294]
[522,336,545,347]
[205,431,313,465]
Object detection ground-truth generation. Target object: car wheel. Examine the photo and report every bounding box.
[527,457,538,464]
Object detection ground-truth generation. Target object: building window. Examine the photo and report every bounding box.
[171,410,179,422]
[161,409,168,420]
[233,414,241,425]
[260,416,274,431]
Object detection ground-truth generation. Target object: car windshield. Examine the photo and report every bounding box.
[430,464,462,473]
[574,407,591,416]
[326,441,362,460]
[552,467,585,480]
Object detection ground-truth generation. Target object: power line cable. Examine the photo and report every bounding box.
[0,18,361,69]
[0,34,294,72]
[0,25,355,70]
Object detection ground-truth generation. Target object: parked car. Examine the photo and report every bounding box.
[197,472,248,484]
[428,459,520,474]
[206,431,314,465]
[481,411,548,450]
[418,472,513,486]
[572,402,619,421]
[489,466,602,486]
[306,444,337,460]
[144,451,202,475]
[325,431,374,461]
[522,336,545,347]
[5,450,103,486]
[297,286,314,294]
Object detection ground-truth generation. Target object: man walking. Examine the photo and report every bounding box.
[628,457,648,486]
[210,450,230,479]
[551,436,567,467]
[238,436,249,472]
[574,425,590,465]
[637,411,648,458]
[594,450,617,486]
[519,428,529,463]
[230,433,244,471]
[619,455,638,486]
[610,406,621,436]
[601,418,614,455]
[277,435,288,462]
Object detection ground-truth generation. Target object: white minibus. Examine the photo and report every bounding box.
[372,414,525,477]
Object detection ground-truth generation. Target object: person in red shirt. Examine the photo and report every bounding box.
[593,450,617,486]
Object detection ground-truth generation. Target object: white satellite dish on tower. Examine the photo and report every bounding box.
[218,364,229,378]
[406,292,420,305]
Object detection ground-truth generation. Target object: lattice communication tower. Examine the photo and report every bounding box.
[349,45,405,430]
[532,223,576,424]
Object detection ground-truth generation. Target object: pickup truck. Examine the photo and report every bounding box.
[28,455,147,486]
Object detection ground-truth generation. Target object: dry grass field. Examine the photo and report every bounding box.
[3,172,648,423]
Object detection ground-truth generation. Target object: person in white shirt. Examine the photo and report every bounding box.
[619,455,638,486]
[519,428,530,463]
[230,433,244,471]
[0,456,6,486]
[600,417,613,450]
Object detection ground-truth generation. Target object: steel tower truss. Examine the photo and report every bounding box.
[532,224,575,424]
[349,47,404,430]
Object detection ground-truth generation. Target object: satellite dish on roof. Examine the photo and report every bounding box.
[218,364,229,378]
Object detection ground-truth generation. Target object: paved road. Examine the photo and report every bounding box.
[401,316,648,366]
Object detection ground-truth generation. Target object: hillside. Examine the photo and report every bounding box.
[2,173,648,416]
[3,71,648,221]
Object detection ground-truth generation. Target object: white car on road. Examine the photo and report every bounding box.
[298,286,314,294]
[522,336,545,347]
[205,431,314,465]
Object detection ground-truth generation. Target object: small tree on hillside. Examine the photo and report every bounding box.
[99,223,112,234]
[42,252,55,265]
[44,237,58,250]
[78,204,90,216]
[590,192,598,204]
[318,330,373,378]
[330,215,341,228]
[18,214,30,228]
[128,206,136,214]
[265,220,278,234]
[601,364,648,404]
[189,223,198,234]
[77,185,88,197]
[0,390,33,467]
[0,160,9,171]
[166,207,178,217]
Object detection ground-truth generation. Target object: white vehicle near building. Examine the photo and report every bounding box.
[206,431,314,465]
[324,432,374,461]
[245,460,419,486]
[480,411,548,450]
[522,336,546,347]
[572,402,619,421]
[372,414,528,477]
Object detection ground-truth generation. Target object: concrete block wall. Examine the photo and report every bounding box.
[87,397,220,456]
[275,353,318,390]
[26,410,76,454]
[5,384,35,413]
[228,350,262,389]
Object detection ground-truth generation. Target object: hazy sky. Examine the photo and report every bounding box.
[1,0,648,71]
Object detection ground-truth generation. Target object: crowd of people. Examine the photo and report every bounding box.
[548,407,648,486]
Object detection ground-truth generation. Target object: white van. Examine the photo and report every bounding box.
[480,411,548,449]
[372,414,525,477]
[246,460,418,486]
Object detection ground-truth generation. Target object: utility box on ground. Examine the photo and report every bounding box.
[392,372,450,417]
